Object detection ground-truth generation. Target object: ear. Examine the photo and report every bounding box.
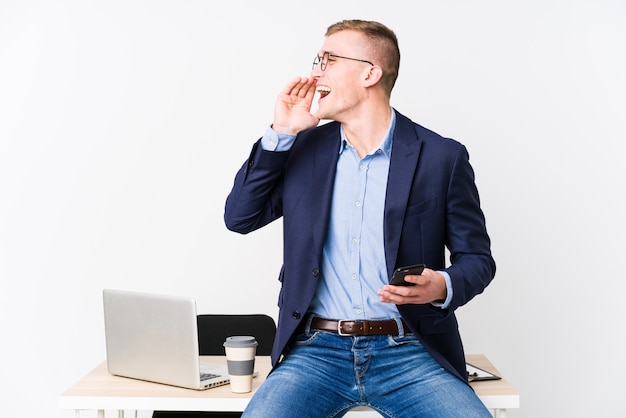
[362,65,383,87]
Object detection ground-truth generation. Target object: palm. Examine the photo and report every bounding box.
[273,77,320,133]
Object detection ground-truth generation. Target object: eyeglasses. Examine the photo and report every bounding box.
[312,51,374,71]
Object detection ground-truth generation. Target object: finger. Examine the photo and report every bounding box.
[382,284,415,295]
[402,273,427,286]
[378,286,411,302]
[378,289,396,304]
[380,292,417,304]
[282,77,311,97]
[294,78,316,99]
[280,77,304,98]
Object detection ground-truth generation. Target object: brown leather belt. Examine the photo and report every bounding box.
[309,317,407,336]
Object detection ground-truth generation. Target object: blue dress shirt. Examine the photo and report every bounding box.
[261,110,452,320]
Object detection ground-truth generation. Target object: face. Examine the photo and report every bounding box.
[311,30,373,122]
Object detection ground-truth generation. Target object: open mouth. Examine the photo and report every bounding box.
[317,85,331,98]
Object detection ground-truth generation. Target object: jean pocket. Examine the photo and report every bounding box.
[389,333,422,347]
[293,331,321,346]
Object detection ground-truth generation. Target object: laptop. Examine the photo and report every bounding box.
[102,288,230,390]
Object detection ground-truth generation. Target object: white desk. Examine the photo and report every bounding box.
[60,354,519,417]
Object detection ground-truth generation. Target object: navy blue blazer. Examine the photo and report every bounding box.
[224,110,495,383]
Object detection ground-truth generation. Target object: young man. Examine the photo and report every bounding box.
[224,19,495,417]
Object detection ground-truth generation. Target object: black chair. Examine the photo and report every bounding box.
[152,314,277,418]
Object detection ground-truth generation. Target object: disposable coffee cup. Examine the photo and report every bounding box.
[223,336,258,393]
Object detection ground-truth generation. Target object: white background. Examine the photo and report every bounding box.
[1,1,625,417]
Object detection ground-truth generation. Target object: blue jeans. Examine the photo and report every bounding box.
[242,318,491,418]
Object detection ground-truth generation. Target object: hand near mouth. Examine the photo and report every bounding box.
[271,76,320,135]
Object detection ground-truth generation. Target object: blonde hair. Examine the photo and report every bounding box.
[325,19,401,94]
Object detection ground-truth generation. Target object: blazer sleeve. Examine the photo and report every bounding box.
[224,139,290,234]
[443,144,495,311]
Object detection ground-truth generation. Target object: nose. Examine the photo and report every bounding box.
[310,65,323,77]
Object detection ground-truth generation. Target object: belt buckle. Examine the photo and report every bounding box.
[337,319,351,336]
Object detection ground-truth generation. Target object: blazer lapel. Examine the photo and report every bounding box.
[384,112,422,277]
[309,125,341,256]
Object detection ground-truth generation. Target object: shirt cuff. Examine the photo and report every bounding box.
[260,126,297,151]
[431,270,453,309]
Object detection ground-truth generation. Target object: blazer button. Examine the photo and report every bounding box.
[311,268,319,277]
[292,311,301,319]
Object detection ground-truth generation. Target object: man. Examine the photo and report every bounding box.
[224,19,495,417]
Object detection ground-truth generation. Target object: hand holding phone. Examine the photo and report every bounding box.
[390,264,425,286]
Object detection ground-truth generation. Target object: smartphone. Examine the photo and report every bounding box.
[390,264,425,286]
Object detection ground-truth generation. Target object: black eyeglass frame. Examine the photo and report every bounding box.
[312,51,374,71]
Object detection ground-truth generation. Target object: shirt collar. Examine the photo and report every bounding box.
[339,108,396,157]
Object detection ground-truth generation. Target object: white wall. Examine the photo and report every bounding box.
[1,1,624,417]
